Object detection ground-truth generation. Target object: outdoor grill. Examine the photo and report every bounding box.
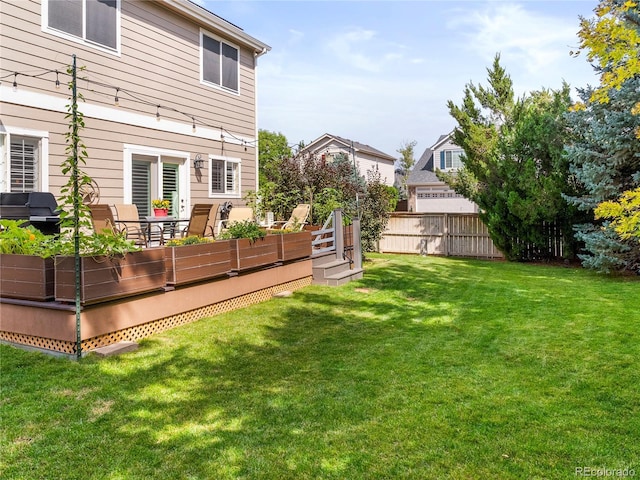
[0,192,60,234]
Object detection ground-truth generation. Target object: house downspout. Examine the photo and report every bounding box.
[253,47,268,193]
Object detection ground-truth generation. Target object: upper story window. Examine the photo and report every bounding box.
[201,31,239,93]
[439,149,464,170]
[209,156,240,197]
[44,0,120,53]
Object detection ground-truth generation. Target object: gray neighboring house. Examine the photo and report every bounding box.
[407,133,477,213]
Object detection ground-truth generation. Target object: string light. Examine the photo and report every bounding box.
[2,65,260,148]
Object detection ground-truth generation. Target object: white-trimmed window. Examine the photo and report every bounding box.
[201,31,239,93]
[209,156,240,197]
[0,129,49,193]
[43,0,120,53]
[123,145,190,218]
[439,149,464,170]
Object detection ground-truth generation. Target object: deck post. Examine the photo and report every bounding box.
[334,209,344,261]
[353,217,362,270]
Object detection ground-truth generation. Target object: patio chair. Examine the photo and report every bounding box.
[182,203,216,237]
[204,203,221,237]
[89,204,120,236]
[269,204,310,231]
[112,203,159,247]
[216,206,255,236]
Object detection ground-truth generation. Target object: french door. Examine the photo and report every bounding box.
[124,146,189,218]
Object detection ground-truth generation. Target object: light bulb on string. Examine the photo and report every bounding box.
[12,73,18,92]
[55,70,60,89]
[114,87,120,106]
[192,117,196,133]
[156,105,161,121]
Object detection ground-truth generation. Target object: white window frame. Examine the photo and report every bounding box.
[42,0,121,56]
[200,29,240,95]
[123,145,190,215]
[209,155,241,198]
[444,149,464,170]
[0,127,49,193]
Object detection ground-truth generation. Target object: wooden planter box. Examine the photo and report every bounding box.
[273,231,312,262]
[165,241,231,286]
[0,254,55,301]
[55,248,166,305]
[229,235,279,271]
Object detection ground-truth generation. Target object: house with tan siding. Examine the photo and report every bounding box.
[299,134,396,187]
[0,0,270,217]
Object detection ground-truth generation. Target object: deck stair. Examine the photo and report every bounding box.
[312,252,363,286]
[310,210,364,286]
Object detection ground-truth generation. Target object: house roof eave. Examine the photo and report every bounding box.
[162,0,271,54]
[429,131,455,151]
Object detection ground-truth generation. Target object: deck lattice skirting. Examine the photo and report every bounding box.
[1,274,312,356]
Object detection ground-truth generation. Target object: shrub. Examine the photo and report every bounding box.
[217,220,266,243]
[0,220,57,257]
[166,236,214,246]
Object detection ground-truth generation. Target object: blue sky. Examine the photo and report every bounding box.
[201,0,600,158]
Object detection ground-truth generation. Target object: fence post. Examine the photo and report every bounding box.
[353,217,362,269]
[443,213,449,257]
[334,208,344,261]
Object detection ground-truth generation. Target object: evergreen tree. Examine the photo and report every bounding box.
[564,77,640,273]
[442,55,582,260]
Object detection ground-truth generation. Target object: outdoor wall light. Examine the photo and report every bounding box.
[193,154,204,169]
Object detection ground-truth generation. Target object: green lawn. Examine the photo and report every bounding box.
[1,254,639,479]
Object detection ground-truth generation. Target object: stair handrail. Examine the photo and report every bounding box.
[310,209,361,270]
[311,211,336,255]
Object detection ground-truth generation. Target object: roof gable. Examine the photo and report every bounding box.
[303,133,395,162]
[429,131,455,151]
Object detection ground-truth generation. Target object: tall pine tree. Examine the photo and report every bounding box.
[564,77,640,273]
[442,55,582,261]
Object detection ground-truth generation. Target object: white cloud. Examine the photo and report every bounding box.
[288,29,304,43]
[451,3,580,74]
[325,27,423,73]
[326,28,383,72]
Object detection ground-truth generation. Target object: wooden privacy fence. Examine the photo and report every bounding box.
[379,213,504,259]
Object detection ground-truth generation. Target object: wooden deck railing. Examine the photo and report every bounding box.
[311,209,362,269]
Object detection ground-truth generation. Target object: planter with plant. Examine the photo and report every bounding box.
[152,199,170,217]
[53,76,166,305]
[267,227,312,262]
[217,220,278,271]
[164,236,231,286]
[0,220,57,301]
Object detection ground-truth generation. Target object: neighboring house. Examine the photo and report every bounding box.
[299,134,396,187]
[0,0,270,217]
[407,133,478,213]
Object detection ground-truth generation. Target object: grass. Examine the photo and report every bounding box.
[1,254,639,479]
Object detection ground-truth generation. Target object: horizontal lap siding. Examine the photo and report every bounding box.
[1,103,255,203]
[1,0,258,201]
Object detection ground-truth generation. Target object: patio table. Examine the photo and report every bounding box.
[117,216,190,245]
